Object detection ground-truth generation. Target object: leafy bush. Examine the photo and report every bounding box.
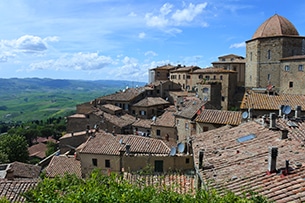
[24,170,269,203]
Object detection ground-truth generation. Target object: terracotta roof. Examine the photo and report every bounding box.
[153,110,176,128]
[218,54,245,59]
[60,130,87,139]
[0,179,39,202]
[174,99,206,119]
[28,143,47,159]
[45,155,81,178]
[95,111,136,128]
[80,131,170,156]
[192,67,236,74]
[0,162,41,179]
[132,119,152,129]
[252,14,299,39]
[34,137,57,144]
[192,117,305,202]
[98,87,146,102]
[170,66,200,73]
[240,91,305,110]
[101,104,122,111]
[68,113,86,118]
[196,109,242,126]
[133,97,170,107]
[150,64,175,70]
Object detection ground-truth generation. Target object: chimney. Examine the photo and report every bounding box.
[267,146,278,174]
[198,149,204,169]
[280,129,288,140]
[269,113,276,129]
[279,105,285,117]
[125,145,131,155]
[295,106,302,118]
[6,168,14,180]
[71,131,74,137]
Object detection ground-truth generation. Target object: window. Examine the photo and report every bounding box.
[267,50,271,59]
[186,75,190,79]
[267,74,271,81]
[220,75,223,80]
[284,65,290,71]
[105,160,110,168]
[176,119,179,125]
[203,127,209,132]
[140,110,146,116]
[92,158,97,166]
[202,87,209,93]
[186,158,190,164]
[183,75,185,79]
[205,75,210,80]
[299,65,303,71]
[156,129,161,136]
[213,75,216,80]
[250,52,252,61]
[221,96,225,101]
[199,74,203,79]
[178,75,181,79]
[289,82,293,88]
[157,72,160,77]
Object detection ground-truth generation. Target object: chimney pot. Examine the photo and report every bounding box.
[295,106,302,118]
[269,113,277,129]
[281,129,288,140]
[268,146,278,173]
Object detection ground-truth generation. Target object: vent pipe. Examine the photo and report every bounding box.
[279,105,284,117]
[267,146,278,173]
[198,149,204,169]
[295,106,302,118]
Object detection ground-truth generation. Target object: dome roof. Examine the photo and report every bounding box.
[252,14,299,39]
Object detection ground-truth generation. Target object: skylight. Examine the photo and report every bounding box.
[237,134,256,143]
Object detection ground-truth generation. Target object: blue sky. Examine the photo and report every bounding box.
[1,0,305,82]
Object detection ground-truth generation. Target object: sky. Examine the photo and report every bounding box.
[1,0,305,82]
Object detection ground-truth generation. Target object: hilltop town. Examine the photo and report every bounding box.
[2,14,305,202]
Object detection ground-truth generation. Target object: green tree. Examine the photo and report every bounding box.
[0,134,29,163]
[45,141,58,157]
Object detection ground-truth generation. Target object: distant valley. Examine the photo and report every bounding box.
[0,78,146,122]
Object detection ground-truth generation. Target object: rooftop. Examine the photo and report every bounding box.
[240,91,305,110]
[174,99,206,119]
[192,67,236,74]
[252,14,299,39]
[196,109,242,126]
[95,111,136,128]
[133,97,170,107]
[80,130,170,156]
[45,155,81,178]
[98,86,146,102]
[192,116,305,202]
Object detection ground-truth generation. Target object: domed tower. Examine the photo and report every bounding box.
[245,14,305,90]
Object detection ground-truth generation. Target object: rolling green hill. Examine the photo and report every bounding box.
[0,78,146,122]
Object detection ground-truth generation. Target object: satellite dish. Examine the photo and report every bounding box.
[169,147,176,156]
[242,111,249,119]
[177,143,185,153]
[119,138,123,144]
[165,97,168,101]
[283,105,292,114]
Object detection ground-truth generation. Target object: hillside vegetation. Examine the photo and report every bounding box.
[0,78,145,122]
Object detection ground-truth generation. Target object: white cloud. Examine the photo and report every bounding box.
[145,2,208,28]
[128,12,137,17]
[29,52,113,71]
[145,51,157,57]
[171,3,208,24]
[138,32,146,39]
[230,42,246,48]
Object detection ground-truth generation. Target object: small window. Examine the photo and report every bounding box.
[202,87,209,93]
[205,75,210,80]
[221,96,225,101]
[156,129,161,136]
[213,75,216,80]
[92,158,97,166]
[176,119,179,125]
[186,158,190,164]
[178,75,181,79]
[267,50,271,59]
[185,123,189,130]
[199,74,203,79]
[237,134,256,143]
[140,110,146,116]
[203,127,209,132]
[105,160,110,168]
[267,74,271,81]
[186,75,190,79]
[250,52,252,61]
[298,65,303,71]
[284,65,290,71]
[183,75,185,79]
[220,75,223,80]
[289,82,293,88]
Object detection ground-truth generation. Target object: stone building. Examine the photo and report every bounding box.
[149,64,175,83]
[245,14,305,94]
[169,65,200,91]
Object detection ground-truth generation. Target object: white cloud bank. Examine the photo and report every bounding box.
[230,42,246,48]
